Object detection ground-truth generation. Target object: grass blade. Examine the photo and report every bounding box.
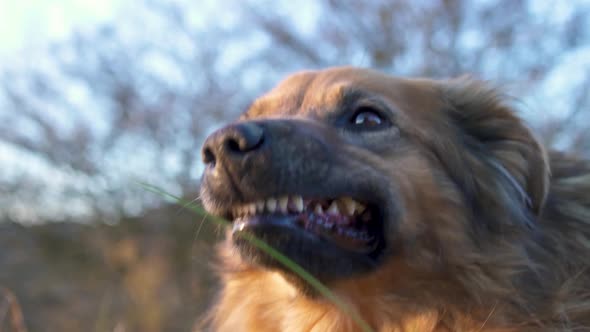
[139,182,374,332]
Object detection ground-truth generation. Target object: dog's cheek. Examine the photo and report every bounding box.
[380,155,433,244]
[386,154,476,269]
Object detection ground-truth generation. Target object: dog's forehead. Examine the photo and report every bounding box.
[242,67,442,120]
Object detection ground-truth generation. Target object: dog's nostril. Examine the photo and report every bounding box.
[224,123,264,154]
[226,138,242,153]
[201,122,265,167]
[202,147,216,166]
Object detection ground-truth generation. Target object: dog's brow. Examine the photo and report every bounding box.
[338,88,373,108]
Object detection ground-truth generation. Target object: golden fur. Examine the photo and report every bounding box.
[201,67,590,331]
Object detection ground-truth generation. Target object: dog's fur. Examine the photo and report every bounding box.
[200,67,590,331]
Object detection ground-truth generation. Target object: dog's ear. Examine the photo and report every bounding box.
[438,77,549,219]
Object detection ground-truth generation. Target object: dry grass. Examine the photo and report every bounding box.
[0,287,28,332]
[0,205,221,332]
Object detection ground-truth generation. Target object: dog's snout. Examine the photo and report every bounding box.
[202,122,265,166]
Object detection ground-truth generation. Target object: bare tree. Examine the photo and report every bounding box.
[0,0,588,222]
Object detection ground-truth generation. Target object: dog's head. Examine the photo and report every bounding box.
[200,67,549,293]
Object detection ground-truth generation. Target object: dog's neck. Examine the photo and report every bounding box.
[207,252,519,332]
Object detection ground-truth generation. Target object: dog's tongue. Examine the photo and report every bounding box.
[316,226,375,253]
[302,213,376,253]
[299,213,375,253]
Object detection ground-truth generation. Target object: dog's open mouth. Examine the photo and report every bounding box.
[231,195,381,254]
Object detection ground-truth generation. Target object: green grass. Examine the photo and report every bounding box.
[140,182,375,332]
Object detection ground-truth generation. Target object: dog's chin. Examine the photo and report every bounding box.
[229,197,387,290]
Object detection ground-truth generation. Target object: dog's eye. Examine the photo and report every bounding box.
[351,107,386,129]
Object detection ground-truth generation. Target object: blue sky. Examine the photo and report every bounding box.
[0,0,126,222]
[0,0,588,223]
[0,0,124,56]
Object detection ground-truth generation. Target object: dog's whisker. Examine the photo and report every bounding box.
[191,213,208,258]
[175,195,202,216]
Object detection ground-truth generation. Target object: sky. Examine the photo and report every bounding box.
[0,0,125,222]
[0,0,588,223]
[0,0,124,57]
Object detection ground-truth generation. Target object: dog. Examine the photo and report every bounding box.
[199,67,590,331]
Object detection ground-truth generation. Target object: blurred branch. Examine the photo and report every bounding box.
[245,8,324,66]
[0,0,589,222]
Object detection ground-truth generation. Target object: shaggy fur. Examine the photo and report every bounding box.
[200,67,590,332]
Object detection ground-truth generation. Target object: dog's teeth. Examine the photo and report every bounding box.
[340,197,357,216]
[256,200,265,212]
[248,203,256,215]
[278,196,289,213]
[356,203,367,214]
[314,204,324,214]
[327,201,339,215]
[266,198,277,213]
[293,196,304,212]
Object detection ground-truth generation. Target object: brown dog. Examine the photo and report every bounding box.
[199,67,590,331]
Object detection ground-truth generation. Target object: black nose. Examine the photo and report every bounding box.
[202,122,265,166]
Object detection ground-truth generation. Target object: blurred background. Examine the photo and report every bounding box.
[0,0,589,331]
